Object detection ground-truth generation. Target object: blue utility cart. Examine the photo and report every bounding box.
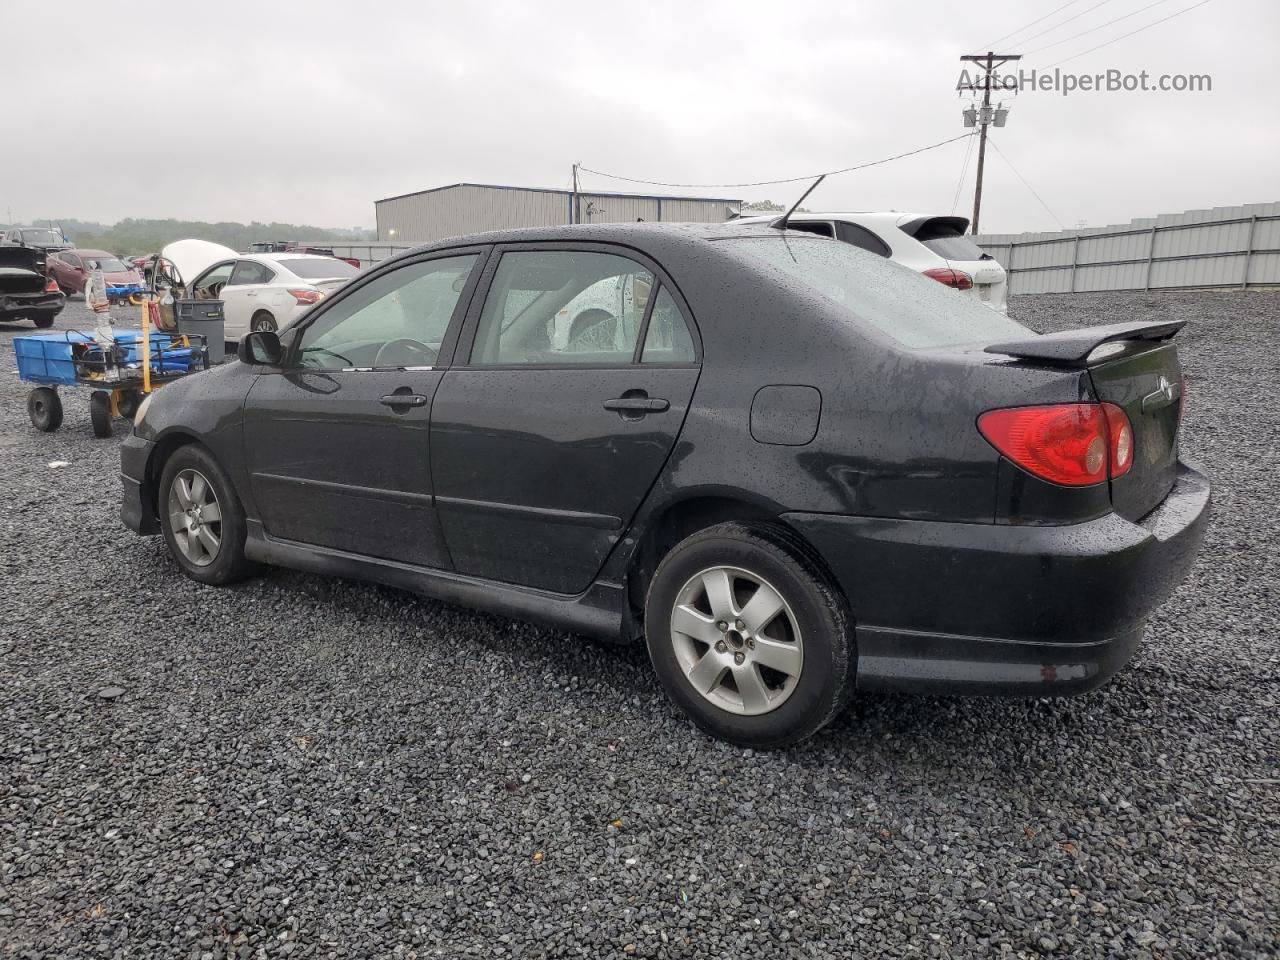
[14,328,209,438]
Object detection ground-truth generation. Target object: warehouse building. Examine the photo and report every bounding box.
[375,182,743,243]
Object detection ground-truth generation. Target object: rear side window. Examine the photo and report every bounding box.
[471,250,654,365]
[723,236,1027,350]
[835,221,891,258]
[787,222,835,239]
[641,287,695,363]
[228,261,276,285]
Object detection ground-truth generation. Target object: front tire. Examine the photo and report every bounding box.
[645,522,854,749]
[158,444,256,586]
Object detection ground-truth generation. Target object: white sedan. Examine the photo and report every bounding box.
[182,251,360,338]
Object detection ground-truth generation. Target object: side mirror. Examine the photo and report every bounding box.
[238,330,282,366]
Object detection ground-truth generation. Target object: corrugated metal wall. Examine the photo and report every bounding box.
[375,184,740,242]
[974,202,1280,294]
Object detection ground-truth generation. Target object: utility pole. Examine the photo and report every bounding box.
[571,162,580,225]
[959,51,1020,235]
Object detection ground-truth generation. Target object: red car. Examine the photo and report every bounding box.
[47,249,146,300]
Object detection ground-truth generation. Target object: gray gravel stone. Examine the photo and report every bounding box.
[1,293,1276,958]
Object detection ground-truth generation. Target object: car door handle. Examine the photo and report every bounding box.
[380,393,427,408]
[603,396,669,413]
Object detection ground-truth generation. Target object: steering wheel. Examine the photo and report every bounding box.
[374,338,438,368]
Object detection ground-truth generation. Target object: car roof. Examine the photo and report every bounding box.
[63,248,115,259]
[245,252,343,264]
[398,221,788,256]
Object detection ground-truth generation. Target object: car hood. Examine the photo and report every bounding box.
[159,239,238,286]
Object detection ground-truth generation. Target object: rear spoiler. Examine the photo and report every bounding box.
[984,320,1185,366]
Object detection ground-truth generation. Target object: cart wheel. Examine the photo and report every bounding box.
[89,391,113,439]
[28,387,63,433]
[116,390,142,419]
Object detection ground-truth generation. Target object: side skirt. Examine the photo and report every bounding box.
[244,520,627,641]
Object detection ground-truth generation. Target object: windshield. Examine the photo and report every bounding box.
[19,229,65,246]
[722,236,1027,350]
[280,257,358,279]
[85,257,130,273]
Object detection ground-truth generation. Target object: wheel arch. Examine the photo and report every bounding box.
[144,430,204,522]
[624,492,838,639]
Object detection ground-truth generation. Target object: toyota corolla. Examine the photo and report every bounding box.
[120,223,1210,747]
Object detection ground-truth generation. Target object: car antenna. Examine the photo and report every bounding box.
[771,174,826,231]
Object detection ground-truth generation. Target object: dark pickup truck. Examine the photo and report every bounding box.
[0,246,64,328]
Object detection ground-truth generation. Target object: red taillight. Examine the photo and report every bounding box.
[922,267,973,290]
[978,402,1133,487]
[288,288,322,305]
[45,277,59,292]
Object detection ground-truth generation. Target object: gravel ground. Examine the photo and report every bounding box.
[1,291,1276,959]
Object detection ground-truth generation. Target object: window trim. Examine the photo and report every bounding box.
[279,245,492,371]
[454,241,701,370]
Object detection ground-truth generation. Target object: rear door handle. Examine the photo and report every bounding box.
[380,393,427,408]
[603,396,669,413]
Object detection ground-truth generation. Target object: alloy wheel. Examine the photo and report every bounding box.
[669,565,804,716]
[167,468,223,567]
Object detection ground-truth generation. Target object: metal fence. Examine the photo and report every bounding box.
[973,202,1280,295]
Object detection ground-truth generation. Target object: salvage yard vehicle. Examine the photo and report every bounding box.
[0,246,65,327]
[0,225,74,258]
[151,240,359,339]
[119,223,1210,748]
[47,249,146,300]
[732,212,1010,313]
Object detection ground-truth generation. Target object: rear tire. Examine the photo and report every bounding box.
[116,390,141,419]
[251,312,277,333]
[158,444,256,586]
[27,387,63,432]
[31,312,57,329]
[89,391,113,438]
[644,521,854,749]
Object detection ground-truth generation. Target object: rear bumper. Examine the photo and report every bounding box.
[783,460,1210,696]
[120,434,159,535]
[0,291,64,317]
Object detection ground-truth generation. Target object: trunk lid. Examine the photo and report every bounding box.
[1088,342,1183,521]
[985,321,1185,521]
[0,247,46,294]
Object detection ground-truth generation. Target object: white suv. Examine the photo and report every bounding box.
[732,212,1008,313]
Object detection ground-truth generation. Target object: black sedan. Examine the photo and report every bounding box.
[119,223,1209,747]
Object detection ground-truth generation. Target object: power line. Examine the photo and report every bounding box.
[1024,0,1177,55]
[1014,0,1118,48]
[985,137,1066,230]
[951,129,978,215]
[976,0,1083,51]
[578,132,976,190]
[1046,0,1215,67]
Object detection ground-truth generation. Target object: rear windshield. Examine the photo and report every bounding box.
[722,236,1027,349]
[18,229,65,246]
[908,221,989,261]
[279,257,359,279]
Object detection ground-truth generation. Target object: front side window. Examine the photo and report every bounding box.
[295,254,477,370]
[192,262,234,298]
[471,250,654,365]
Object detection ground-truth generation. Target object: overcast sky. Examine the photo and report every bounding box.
[4,0,1275,235]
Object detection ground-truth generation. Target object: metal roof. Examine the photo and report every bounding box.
[375,181,740,205]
